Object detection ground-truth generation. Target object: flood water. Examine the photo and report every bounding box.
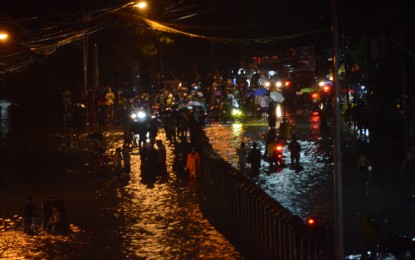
[2,99,415,258]
[0,99,243,259]
[204,114,334,222]
[204,113,415,257]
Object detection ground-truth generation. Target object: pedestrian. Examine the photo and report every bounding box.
[267,101,276,129]
[156,139,167,165]
[104,86,115,119]
[247,142,261,176]
[125,122,134,146]
[113,147,123,175]
[122,144,131,174]
[236,142,248,173]
[288,136,301,170]
[47,206,62,233]
[148,117,159,146]
[22,196,36,233]
[162,110,177,143]
[186,147,201,179]
[174,136,190,175]
[259,94,269,120]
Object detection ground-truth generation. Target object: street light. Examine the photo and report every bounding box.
[0,32,9,41]
[133,1,147,9]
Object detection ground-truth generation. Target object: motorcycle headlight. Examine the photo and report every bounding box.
[276,81,282,88]
[264,81,271,88]
[131,113,137,120]
[137,111,146,119]
[232,109,242,116]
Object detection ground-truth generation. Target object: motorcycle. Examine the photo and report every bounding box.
[130,108,148,147]
[267,143,285,169]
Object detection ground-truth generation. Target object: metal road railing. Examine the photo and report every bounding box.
[189,121,333,259]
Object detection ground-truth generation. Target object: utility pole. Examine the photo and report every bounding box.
[331,0,344,258]
[83,35,89,126]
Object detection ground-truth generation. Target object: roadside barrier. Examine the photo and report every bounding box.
[189,121,333,259]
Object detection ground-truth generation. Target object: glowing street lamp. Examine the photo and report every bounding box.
[0,32,9,41]
[133,1,147,9]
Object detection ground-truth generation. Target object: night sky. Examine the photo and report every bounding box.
[0,0,414,100]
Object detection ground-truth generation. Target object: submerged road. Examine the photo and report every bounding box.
[1,99,414,258]
[204,114,415,256]
[0,100,255,259]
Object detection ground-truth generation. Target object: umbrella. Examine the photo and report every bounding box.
[253,87,268,96]
[188,100,202,106]
[300,87,315,93]
[270,91,285,103]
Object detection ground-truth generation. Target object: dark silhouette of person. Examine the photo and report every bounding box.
[247,142,262,176]
[288,136,301,170]
[267,102,277,129]
[162,110,177,143]
[23,196,35,233]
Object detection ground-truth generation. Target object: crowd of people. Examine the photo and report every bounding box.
[60,69,379,181]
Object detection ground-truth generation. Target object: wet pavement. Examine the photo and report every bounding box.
[204,114,415,256]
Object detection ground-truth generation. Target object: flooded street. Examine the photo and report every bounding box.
[204,114,415,256]
[0,100,243,259]
[2,98,415,258]
[204,115,334,222]
[105,132,243,259]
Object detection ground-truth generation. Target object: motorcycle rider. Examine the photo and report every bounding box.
[140,143,158,172]
[137,115,148,150]
[265,129,284,168]
[147,116,160,146]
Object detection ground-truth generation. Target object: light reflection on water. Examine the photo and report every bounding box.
[0,103,243,260]
[104,133,243,259]
[204,119,334,221]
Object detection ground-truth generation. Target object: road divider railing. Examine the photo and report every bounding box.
[189,121,333,259]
